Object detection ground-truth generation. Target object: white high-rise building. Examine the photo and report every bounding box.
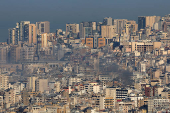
[66,23,79,35]
[114,19,127,34]
[8,28,16,44]
[92,21,97,30]
[36,21,50,34]
[103,17,113,26]
[17,21,30,41]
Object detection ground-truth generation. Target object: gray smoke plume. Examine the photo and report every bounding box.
[100,63,133,86]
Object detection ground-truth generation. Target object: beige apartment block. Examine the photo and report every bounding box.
[0,73,9,90]
[29,24,37,44]
[41,33,48,47]
[101,25,116,39]
[66,23,79,35]
[122,41,161,52]
[36,21,50,34]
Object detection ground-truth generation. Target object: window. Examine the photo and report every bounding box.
[41,28,44,32]
[41,24,44,27]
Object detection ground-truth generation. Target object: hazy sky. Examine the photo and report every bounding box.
[0,0,170,42]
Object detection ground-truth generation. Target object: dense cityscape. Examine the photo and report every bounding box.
[0,14,170,113]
